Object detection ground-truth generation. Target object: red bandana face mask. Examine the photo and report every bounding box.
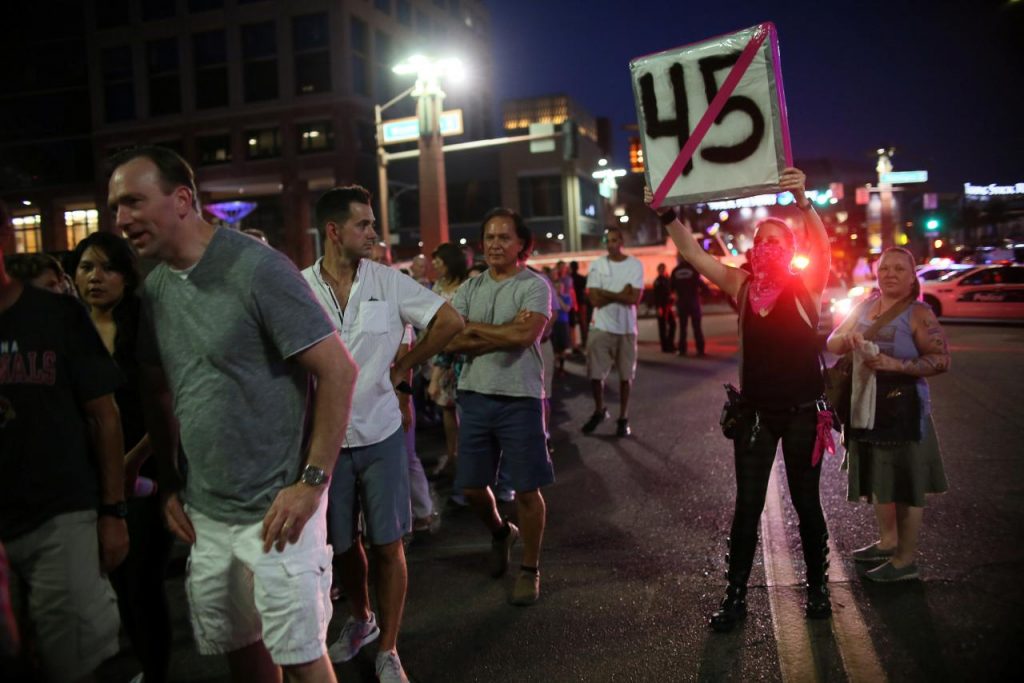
[748,241,794,312]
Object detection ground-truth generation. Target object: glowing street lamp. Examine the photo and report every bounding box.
[389,54,465,259]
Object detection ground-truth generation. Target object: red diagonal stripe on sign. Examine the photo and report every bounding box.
[651,23,770,209]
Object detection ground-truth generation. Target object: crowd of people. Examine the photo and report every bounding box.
[0,151,950,683]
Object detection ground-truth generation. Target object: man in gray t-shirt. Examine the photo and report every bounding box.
[110,146,356,681]
[446,208,553,607]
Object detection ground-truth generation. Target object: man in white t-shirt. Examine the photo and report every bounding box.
[583,227,644,437]
[302,186,463,683]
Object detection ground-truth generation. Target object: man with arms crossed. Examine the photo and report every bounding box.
[108,147,358,683]
[582,226,644,437]
[302,186,462,682]
[445,208,554,605]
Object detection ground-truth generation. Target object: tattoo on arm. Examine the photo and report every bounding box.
[900,354,949,376]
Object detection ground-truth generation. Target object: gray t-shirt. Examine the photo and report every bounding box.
[139,228,335,524]
[452,268,551,399]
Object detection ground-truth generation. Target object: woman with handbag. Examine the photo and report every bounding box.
[826,247,949,582]
[647,167,834,632]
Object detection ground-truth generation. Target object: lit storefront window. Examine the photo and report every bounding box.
[66,209,99,249]
[12,215,42,253]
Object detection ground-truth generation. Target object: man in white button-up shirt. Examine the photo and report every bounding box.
[302,186,463,683]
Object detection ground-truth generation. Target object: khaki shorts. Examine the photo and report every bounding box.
[586,329,638,382]
[5,510,120,683]
[185,499,333,666]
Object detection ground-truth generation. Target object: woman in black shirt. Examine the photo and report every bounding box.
[71,231,172,683]
[648,167,832,632]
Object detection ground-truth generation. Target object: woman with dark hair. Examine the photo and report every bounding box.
[827,247,949,582]
[647,167,834,631]
[70,231,172,683]
[427,242,470,484]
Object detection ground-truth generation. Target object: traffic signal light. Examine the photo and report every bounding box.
[629,136,644,173]
[925,217,941,231]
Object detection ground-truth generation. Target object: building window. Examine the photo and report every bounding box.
[153,139,184,156]
[355,120,376,153]
[298,122,333,153]
[95,0,131,28]
[141,0,175,21]
[245,128,281,159]
[11,215,42,254]
[101,45,135,123]
[193,30,228,109]
[242,22,278,102]
[65,210,99,249]
[147,38,181,116]
[350,18,369,96]
[197,134,232,164]
[518,176,563,218]
[397,0,411,26]
[187,0,223,11]
[374,30,392,99]
[293,13,330,95]
[375,0,390,14]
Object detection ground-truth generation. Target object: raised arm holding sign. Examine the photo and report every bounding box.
[631,22,792,207]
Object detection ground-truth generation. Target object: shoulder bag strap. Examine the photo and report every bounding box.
[737,277,750,389]
[860,294,914,341]
[792,276,820,330]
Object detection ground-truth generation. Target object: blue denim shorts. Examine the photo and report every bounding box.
[454,391,555,493]
[327,427,411,552]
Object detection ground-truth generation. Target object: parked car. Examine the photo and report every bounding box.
[921,264,1024,319]
[916,262,975,282]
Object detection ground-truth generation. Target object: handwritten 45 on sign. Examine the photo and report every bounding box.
[630,22,792,208]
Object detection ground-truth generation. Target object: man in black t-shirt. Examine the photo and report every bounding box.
[671,254,708,356]
[0,202,127,681]
[653,263,676,352]
[570,260,590,351]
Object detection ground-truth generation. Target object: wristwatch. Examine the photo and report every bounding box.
[299,464,330,487]
[98,501,128,519]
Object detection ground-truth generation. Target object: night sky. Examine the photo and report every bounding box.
[482,0,1023,192]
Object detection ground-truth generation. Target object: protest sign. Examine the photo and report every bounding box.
[630,22,792,208]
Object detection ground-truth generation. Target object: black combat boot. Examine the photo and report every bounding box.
[709,579,748,632]
[803,531,832,619]
[709,536,753,632]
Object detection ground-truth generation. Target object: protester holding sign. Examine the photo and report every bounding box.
[647,167,833,632]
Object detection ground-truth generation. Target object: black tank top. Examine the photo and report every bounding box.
[741,280,823,409]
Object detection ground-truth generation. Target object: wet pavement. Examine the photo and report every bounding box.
[94,312,1024,682]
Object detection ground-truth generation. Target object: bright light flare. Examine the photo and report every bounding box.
[831,297,853,317]
[791,254,810,270]
[848,285,866,298]
[393,55,466,87]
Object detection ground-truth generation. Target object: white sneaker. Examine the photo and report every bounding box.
[375,650,409,683]
[327,612,380,663]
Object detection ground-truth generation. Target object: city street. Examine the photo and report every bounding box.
[101,310,1024,683]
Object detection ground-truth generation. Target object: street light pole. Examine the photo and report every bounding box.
[392,55,464,259]
[415,81,449,260]
[375,85,416,249]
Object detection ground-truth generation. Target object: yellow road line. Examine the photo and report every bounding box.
[762,460,888,683]
[762,466,820,683]
[826,534,888,683]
